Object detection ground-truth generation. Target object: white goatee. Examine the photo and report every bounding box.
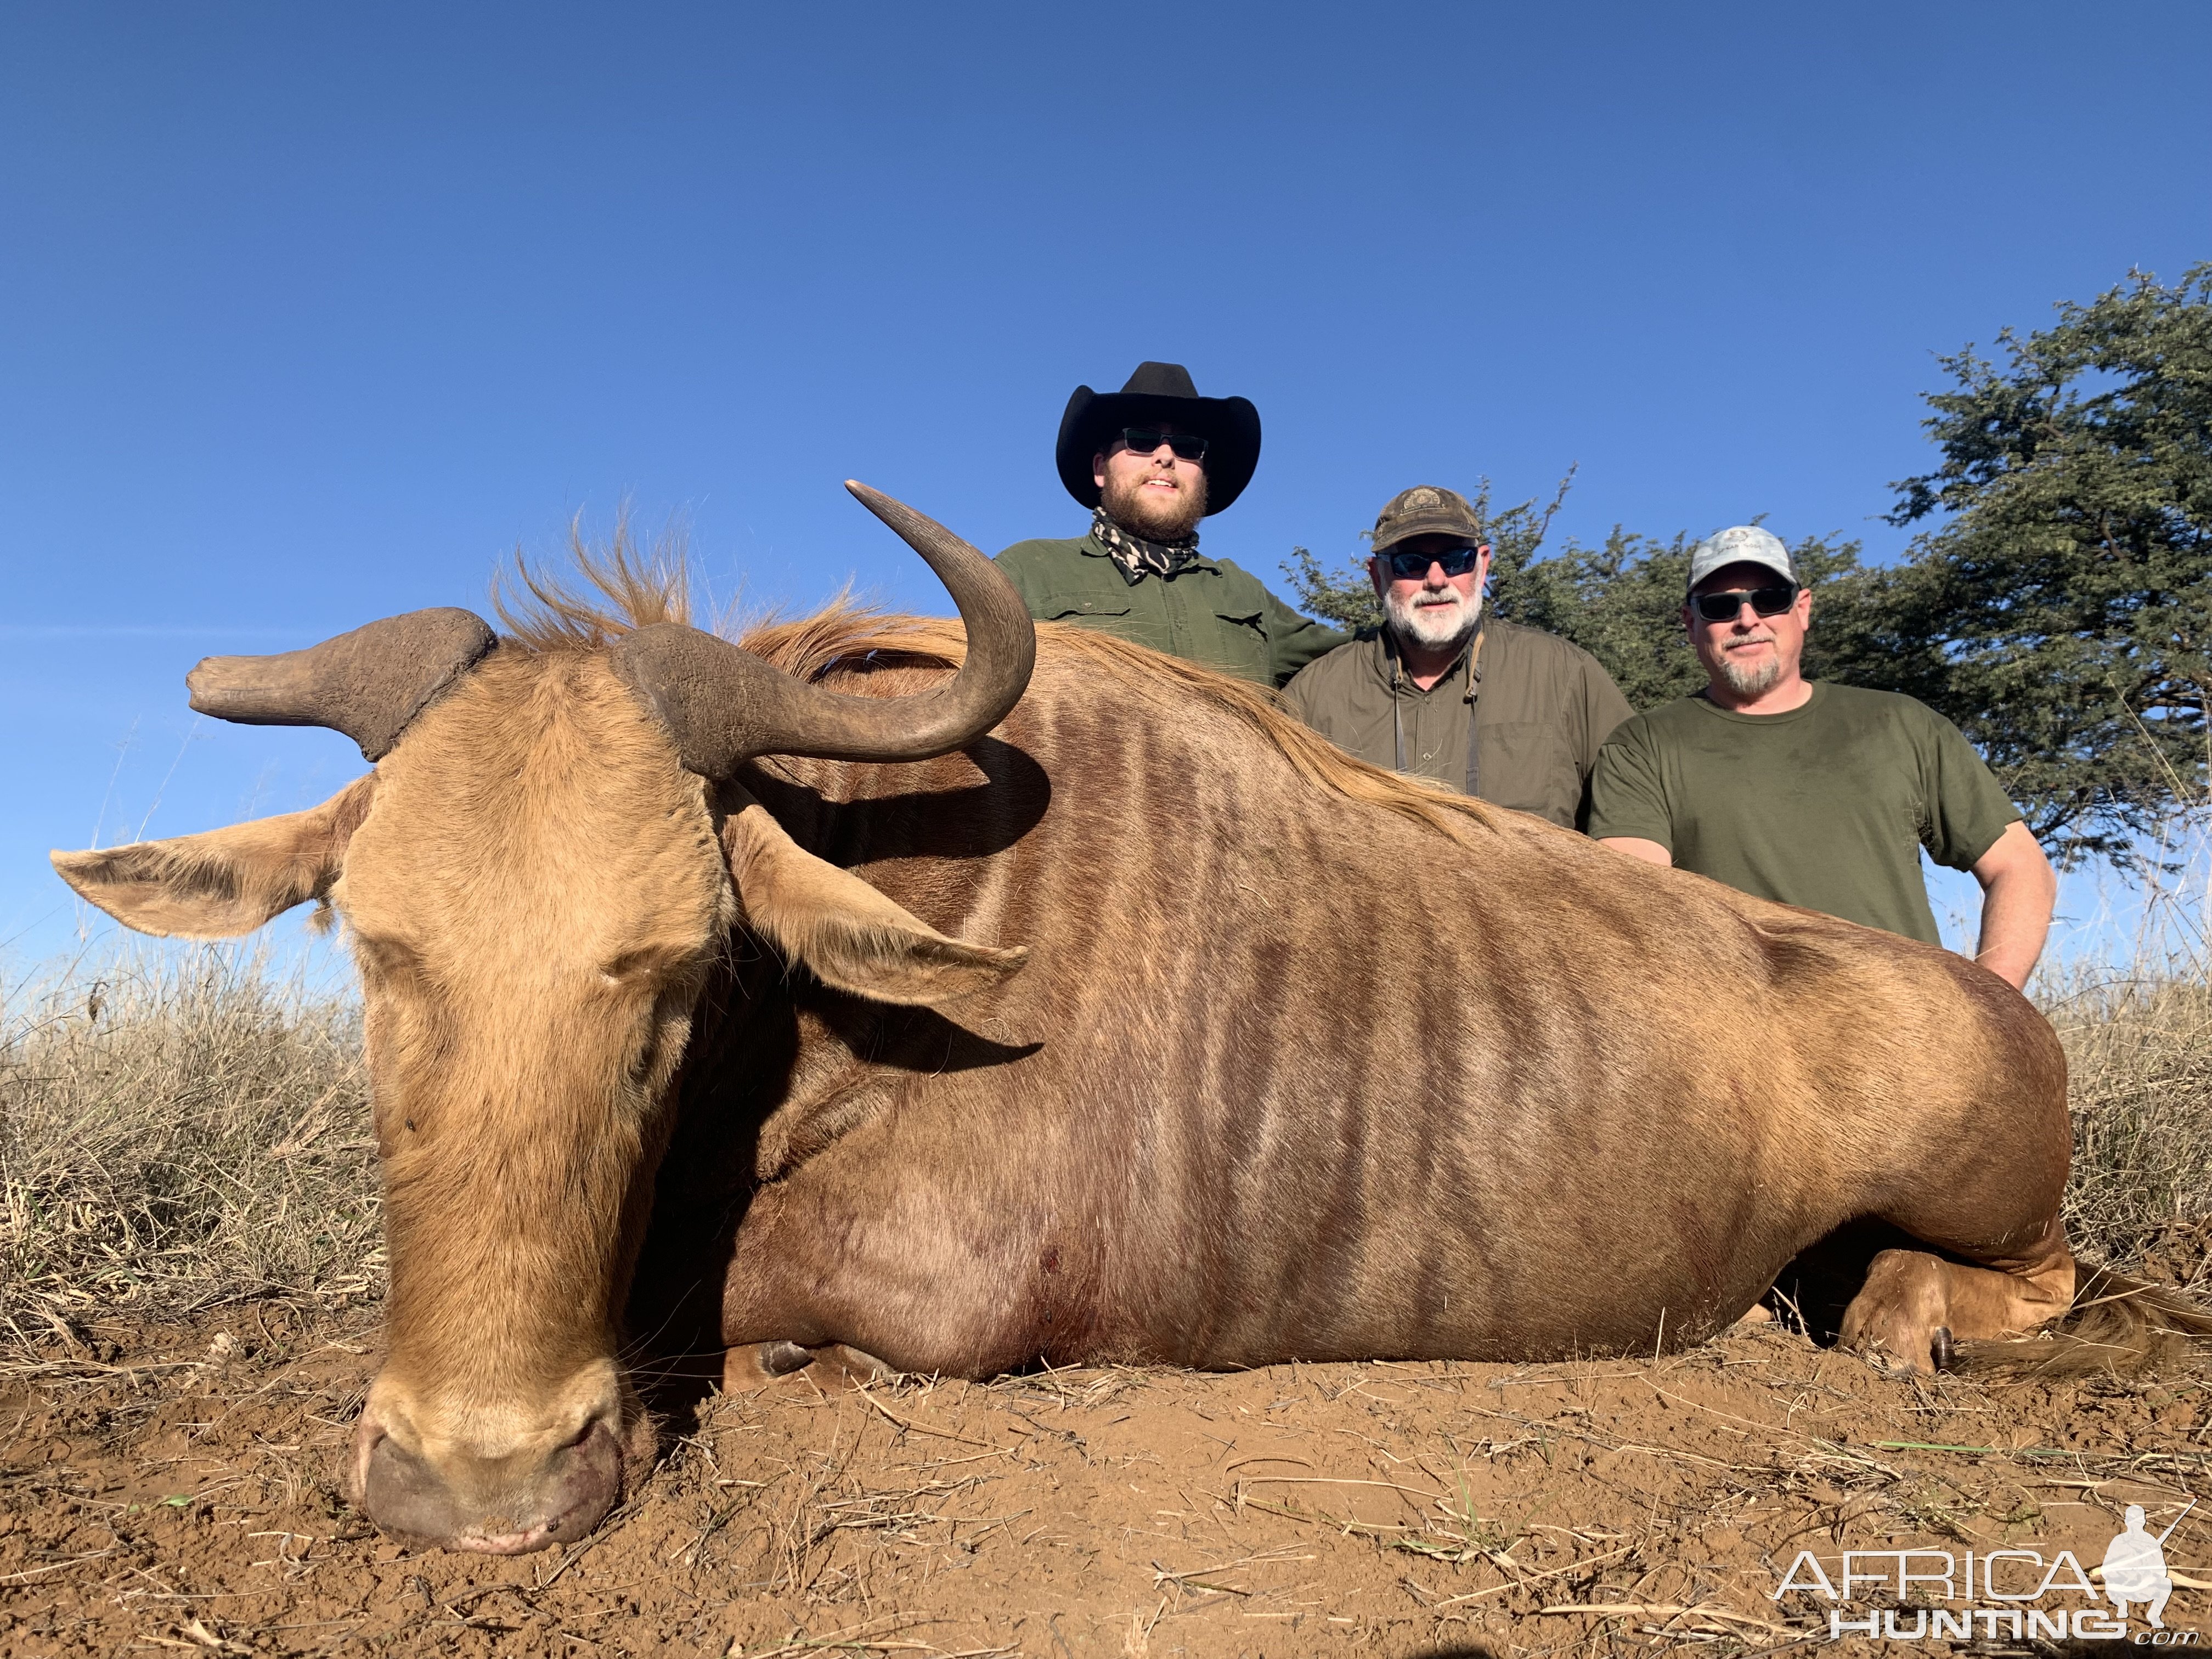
[1385,584,1482,652]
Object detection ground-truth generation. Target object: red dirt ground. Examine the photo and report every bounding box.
[2,1302,2209,1659]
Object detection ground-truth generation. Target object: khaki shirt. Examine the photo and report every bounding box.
[995,534,1346,687]
[1282,622,1633,829]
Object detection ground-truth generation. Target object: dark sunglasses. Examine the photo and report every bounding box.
[1382,546,1483,580]
[1691,584,1799,623]
[1120,427,1208,462]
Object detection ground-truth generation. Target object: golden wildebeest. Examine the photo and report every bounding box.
[52,486,2203,1555]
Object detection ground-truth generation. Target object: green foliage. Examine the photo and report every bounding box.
[1492,526,1879,712]
[1879,265,2212,866]
[1280,544,1383,635]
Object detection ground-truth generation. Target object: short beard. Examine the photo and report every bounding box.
[1714,648,1784,698]
[1384,583,1481,652]
[1101,467,1207,542]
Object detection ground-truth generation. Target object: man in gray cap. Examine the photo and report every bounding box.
[1282,486,1632,829]
[1587,525,2057,988]
[995,361,1344,686]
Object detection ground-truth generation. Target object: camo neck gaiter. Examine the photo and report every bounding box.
[1091,507,1201,583]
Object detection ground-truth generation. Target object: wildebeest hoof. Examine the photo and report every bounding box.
[759,1340,814,1376]
[726,1340,895,1390]
[1931,1326,1956,1372]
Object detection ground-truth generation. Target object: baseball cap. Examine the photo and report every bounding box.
[1686,526,1796,595]
[1370,486,1484,554]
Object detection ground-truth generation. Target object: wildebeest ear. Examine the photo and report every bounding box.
[50,774,378,939]
[721,801,1026,1007]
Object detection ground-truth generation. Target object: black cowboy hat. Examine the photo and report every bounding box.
[1055,361,1262,515]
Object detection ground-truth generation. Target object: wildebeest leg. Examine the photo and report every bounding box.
[1837,1213,2075,1375]
[721,1340,896,1391]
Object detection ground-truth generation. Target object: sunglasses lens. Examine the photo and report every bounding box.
[1694,585,1798,621]
[1388,548,1480,578]
[1124,428,1207,461]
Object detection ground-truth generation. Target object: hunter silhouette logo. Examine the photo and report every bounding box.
[1773,1498,2200,1642]
[2106,1503,2187,1629]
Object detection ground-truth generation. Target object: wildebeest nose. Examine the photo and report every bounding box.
[356,1417,623,1555]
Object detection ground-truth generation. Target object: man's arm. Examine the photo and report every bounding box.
[1576,658,1635,768]
[1584,723,1675,865]
[1261,588,1350,686]
[1968,820,2056,990]
[1571,657,1638,832]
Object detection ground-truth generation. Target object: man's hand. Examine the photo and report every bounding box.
[1599,836,1674,869]
[1970,820,2057,991]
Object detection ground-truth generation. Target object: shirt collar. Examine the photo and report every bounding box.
[1376,623,1483,699]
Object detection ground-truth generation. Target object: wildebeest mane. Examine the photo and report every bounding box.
[494,537,1502,837]
[492,516,697,652]
[758,610,1504,839]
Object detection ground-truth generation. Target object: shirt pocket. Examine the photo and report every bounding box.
[1209,609,1272,679]
[1481,720,1582,826]
[1045,600,1134,622]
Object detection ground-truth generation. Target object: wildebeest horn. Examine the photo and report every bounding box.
[608,482,1037,775]
[185,607,498,762]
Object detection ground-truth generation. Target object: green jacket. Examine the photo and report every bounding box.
[1281,622,1633,830]
[994,534,1346,687]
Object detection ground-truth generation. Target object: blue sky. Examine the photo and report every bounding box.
[3,3,2208,964]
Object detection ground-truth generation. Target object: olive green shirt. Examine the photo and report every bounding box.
[1586,682,2023,945]
[995,534,1346,687]
[1280,622,1633,829]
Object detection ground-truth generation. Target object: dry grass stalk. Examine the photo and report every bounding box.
[0,944,377,1343]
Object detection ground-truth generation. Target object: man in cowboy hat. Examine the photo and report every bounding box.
[995,362,1345,686]
[1282,486,1632,830]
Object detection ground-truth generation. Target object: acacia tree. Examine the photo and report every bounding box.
[1880,265,2212,866]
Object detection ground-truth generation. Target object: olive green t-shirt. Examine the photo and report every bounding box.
[1585,682,2022,945]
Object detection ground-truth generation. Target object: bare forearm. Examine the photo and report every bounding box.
[1975,869,2054,990]
[1970,822,2056,990]
[1599,836,1673,868]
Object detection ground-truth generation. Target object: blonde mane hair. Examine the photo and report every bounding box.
[493,514,696,652]
[494,541,1501,838]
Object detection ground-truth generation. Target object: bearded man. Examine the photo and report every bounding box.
[995,362,1345,686]
[1588,525,2057,989]
[1282,486,1631,830]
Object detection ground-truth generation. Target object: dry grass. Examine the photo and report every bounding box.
[2050,970,2212,1274]
[0,944,378,1346]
